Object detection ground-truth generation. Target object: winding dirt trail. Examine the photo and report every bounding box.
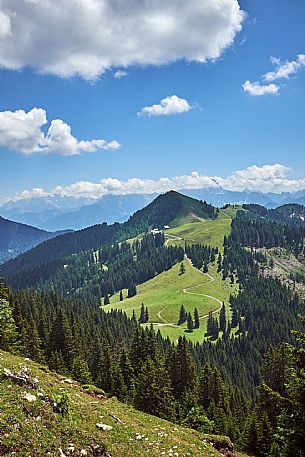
[183,255,223,320]
[150,250,223,328]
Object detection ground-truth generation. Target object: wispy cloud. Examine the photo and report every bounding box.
[264,54,305,81]
[0,108,120,156]
[243,53,305,96]
[7,164,305,203]
[114,70,128,79]
[138,95,194,117]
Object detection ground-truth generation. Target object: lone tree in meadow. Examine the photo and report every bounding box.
[119,290,123,301]
[179,262,186,275]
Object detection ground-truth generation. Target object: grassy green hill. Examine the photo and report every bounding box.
[0,350,243,457]
[104,206,239,343]
[104,260,237,343]
[164,206,239,250]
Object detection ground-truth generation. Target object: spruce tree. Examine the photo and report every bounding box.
[217,252,222,272]
[194,308,200,329]
[219,303,226,333]
[127,283,137,298]
[179,262,186,275]
[177,304,186,325]
[139,303,146,323]
[145,306,149,323]
[169,337,197,401]
[0,279,18,352]
[119,290,123,301]
[134,356,176,421]
[187,313,194,332]
[71,356,92,384]
[104,293,110,305]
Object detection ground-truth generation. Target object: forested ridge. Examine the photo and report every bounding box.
[1,191,217,289]
[37,233,184,305]
[0,215,62,264]
[1,198,305,456]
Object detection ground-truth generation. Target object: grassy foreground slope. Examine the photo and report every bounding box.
[0,350,238,457]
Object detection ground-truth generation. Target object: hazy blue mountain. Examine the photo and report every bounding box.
[0,216,70,264]
[42,193,158,231]
[1,188,305,231]
[0,195,95,228]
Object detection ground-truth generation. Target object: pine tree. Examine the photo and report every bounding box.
[187,313,194,332]
[145,306,149,323]
[48,308,75,369]
[169,337,197,401]
[206,311,213,336]
[179,262,186,275]
[219,302,226,333]
[217,252,222,272]
[134,356,176,421]
[96,343,113,392]
[127,283,137,298]
[49,351,68,375]
[177,304,186,325]
[71,356,92,384]
[119,290,123,301]
[194,308,200,329]
[24,318,45,363]
[139,303,146,323]
[203,261,209,273]
[104,293,110,305]
[0,280,18,352]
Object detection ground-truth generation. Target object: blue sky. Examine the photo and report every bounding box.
[1,0,305,202]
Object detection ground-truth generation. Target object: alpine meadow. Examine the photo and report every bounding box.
[1,1,305,456]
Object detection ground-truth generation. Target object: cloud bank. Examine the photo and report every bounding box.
[138,95,193,117]
[243,53,305,96]
[0,108,120,155]
[0,0,244,80]
[9,164,305,203]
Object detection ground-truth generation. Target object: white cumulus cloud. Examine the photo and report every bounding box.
[0,0,244,80]
[138,95,194,117]
[0,108,121,156]
[242,80,279,96]
[8,164,305,203]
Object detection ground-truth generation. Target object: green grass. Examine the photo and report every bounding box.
[0,350,241,457]
[104,206,239,343]
[165,207,239,251]
[104,260,238,344]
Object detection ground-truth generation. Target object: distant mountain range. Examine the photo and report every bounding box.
[1,187,305,231]
[0,216,70,264]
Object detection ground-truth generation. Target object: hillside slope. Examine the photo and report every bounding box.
[0,216,63,264]
[1,191,217,288]
[0,350,238,457]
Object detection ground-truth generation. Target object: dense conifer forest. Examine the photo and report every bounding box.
[1,195,305,456]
